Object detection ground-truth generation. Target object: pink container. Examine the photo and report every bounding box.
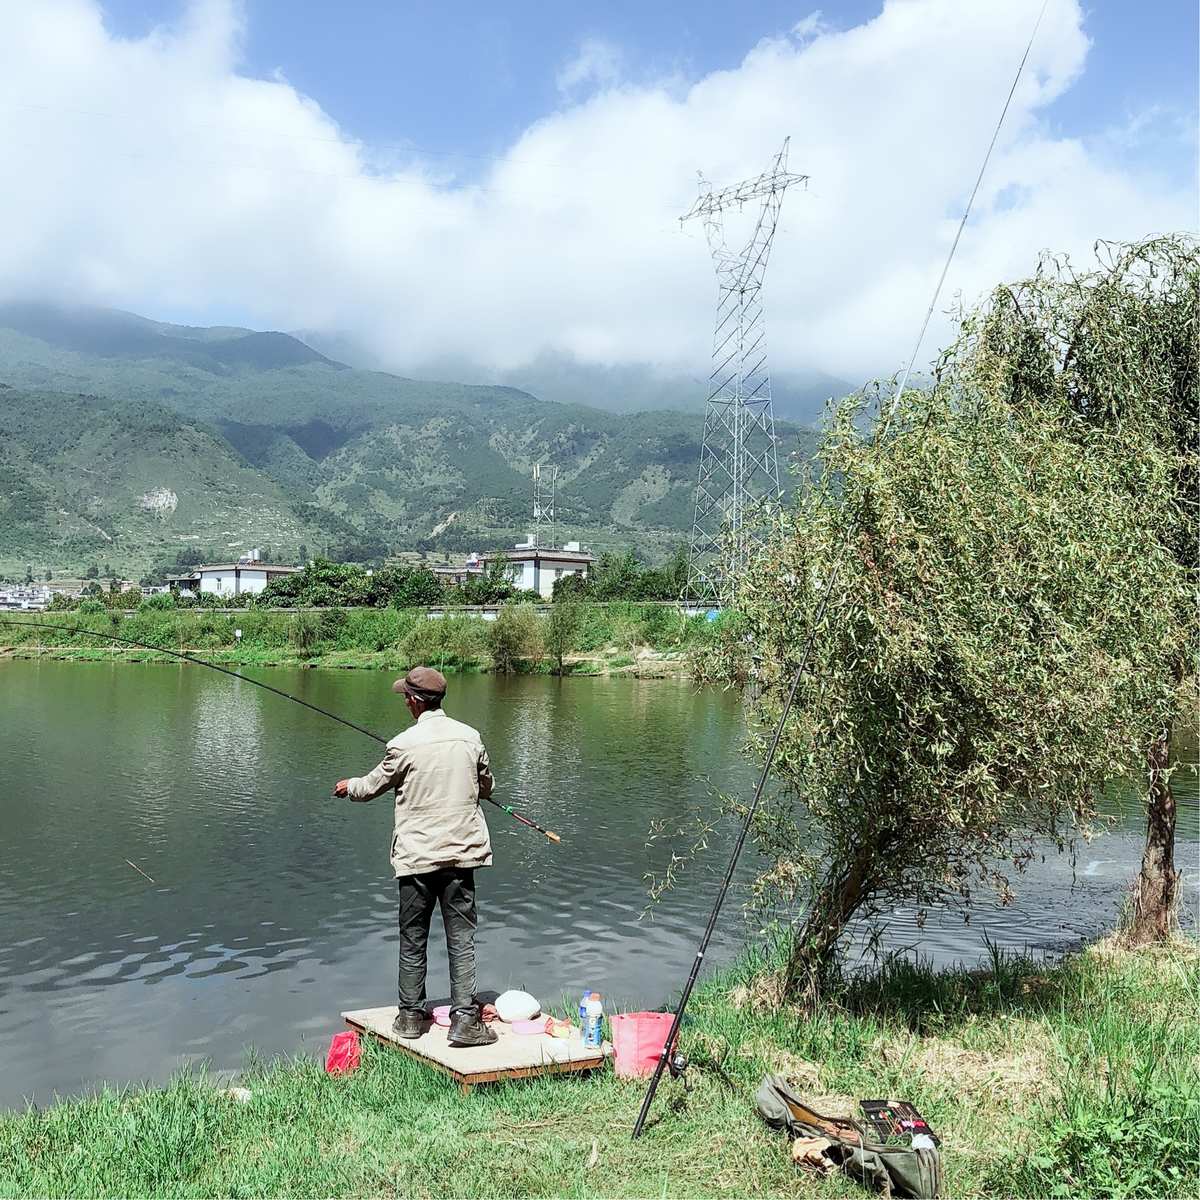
[512,1017,550,1036]
[610,1012,676,1078]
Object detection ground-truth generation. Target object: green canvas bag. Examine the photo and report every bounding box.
[755,1075,944,1200]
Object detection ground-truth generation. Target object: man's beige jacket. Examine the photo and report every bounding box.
[346,709,495,876]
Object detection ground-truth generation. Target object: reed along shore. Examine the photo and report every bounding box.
[0,603,715,674]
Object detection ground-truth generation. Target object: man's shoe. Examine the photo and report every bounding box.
[447,1011,498,1047]
[391,1008,427,1040]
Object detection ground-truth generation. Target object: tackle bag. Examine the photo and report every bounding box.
[755,1075,943,1199]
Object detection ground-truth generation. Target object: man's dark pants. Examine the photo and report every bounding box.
[397,867,478,1020]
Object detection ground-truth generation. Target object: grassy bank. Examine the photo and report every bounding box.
[0,604,716,675]
[1,939,1194,1198]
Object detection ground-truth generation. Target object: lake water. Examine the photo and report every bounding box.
[0,660,1196,1109]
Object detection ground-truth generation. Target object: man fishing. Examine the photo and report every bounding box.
[333,665,498,1048]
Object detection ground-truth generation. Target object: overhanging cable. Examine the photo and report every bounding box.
[632,0,1051,1138]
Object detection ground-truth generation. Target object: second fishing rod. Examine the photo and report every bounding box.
[0,618,560,843]
[630,0,1051,1138]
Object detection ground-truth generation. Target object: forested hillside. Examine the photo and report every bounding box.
[0,386,329,569]
[0,304,817,574]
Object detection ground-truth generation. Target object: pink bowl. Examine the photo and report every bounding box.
[431,1005,452,1027]
[511,1017,549,1036]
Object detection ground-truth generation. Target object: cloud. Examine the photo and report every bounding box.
[790,11,830,41]
[556,38,623,95]
[0,0,1192,387]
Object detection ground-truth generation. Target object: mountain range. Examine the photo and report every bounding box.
[291,330,854,423]
[0,301,820,576]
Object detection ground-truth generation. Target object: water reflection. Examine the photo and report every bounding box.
[0,660,1195,1108]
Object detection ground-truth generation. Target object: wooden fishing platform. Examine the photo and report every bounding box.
[342,1005,611,1094]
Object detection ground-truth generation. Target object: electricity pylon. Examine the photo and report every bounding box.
[682,138,806,603]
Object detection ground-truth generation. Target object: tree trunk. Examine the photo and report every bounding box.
[1126,727,1179,945]
[786,853,876,1002]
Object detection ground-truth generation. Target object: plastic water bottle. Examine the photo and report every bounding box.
[583,994,604,1049]
[578,991,589,1035]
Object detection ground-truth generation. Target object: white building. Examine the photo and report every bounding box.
[487,540,595,599]
[0,585,51,610]
[169,561,300,598]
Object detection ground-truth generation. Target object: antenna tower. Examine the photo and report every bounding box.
[532,463,557,548]
[682,138,807,603]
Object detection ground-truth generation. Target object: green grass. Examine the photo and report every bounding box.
[0,605,713,675]
[1,939,1195,1198]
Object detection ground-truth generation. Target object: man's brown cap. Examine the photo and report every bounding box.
[393,665,447,701]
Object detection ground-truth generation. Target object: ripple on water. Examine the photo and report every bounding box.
[0,663,1195,1107]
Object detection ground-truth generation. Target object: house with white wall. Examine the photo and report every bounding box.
[169,560,300,598]
[486,540,595,599]
[0,585,51,610]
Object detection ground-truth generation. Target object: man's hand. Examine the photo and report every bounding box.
[333,779,350,798]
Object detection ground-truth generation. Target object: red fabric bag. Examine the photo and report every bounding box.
[325,1029,361,1075]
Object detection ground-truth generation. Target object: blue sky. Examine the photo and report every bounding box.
[1,1,1195,380]
[98,0,1197,188]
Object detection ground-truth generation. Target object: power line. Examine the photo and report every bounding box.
[885,0,1049,421]
[632,0,1052,1141]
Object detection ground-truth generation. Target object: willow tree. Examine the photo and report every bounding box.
[711,240,1189,993]
[960,237,1198,944]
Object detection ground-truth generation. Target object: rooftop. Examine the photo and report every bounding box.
[168,563,301,577]
[493,547,595,563]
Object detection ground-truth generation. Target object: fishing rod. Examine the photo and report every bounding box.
[0,617,560,843]
[631,0,1050,1139]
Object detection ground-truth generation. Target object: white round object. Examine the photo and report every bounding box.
[494,989,541,1022]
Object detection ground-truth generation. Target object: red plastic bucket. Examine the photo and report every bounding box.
[610,1012,676,1078]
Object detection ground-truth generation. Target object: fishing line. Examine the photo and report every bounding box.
[632,0,1051,1138]
[0,617,559,842]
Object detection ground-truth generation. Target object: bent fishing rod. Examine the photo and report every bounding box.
[0,618,560,843]
[630,0,1050,1138]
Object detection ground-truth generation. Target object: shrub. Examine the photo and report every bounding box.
[452,561,517,605]
[234,610,290,650]
[336,608,417,652]
[368,566,444,608]
[290,611,322,656]
[402,614,489,672]
[570,602,613,653]
[545,599,582,674]
[319,608,348,642]
[488,603,543,674]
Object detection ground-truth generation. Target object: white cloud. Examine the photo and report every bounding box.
[0,0,1192,386]
[790,11,829,41]
[556,37,623,95]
